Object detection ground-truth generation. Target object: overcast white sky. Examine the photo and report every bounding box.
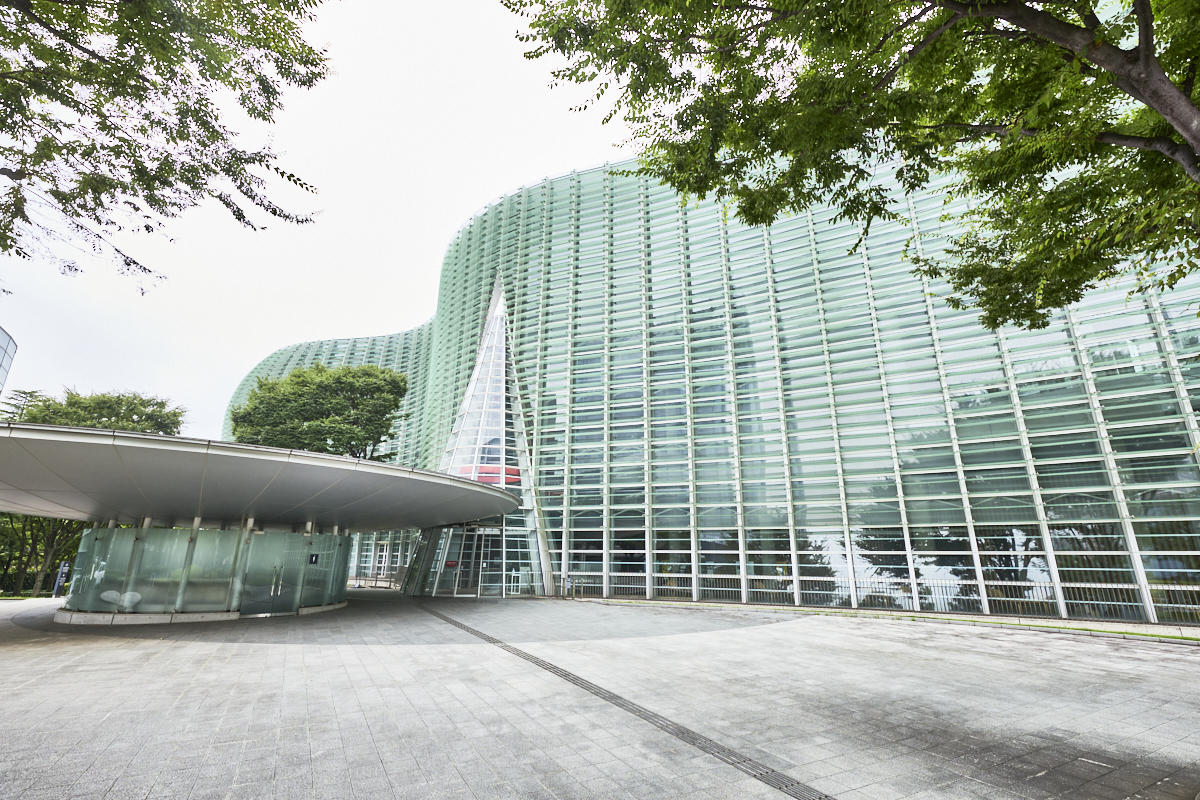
[0,0,635,439]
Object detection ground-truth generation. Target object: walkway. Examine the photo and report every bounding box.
[0,592,1197,800]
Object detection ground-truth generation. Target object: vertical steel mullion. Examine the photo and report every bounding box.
[531,181,558,595]
[675,204,701,602]
[904,195,990,614]
[718,216,749,604]
[601,168,613,600]
[859,245,921,611]
[761,227,803,607]
[902,205,988,614]
[805,211,856,607]
[1065,308,1157,623]
[1144,291,1200,452]
[638,180,655,599]
[679,207,702,601]
[559,173,581,589]
[994,327,1069,618]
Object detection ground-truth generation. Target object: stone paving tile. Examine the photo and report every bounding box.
[0,593,1198,800]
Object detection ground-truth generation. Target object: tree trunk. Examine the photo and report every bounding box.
[11,517,32,596]
[29,561,48,598]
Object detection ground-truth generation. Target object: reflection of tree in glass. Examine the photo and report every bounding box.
[977,526,1044,583]
[793,534,838,606]
[697,530,738,551]
[848,477,911,583]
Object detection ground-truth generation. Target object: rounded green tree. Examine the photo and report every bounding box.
[230,363,408,461]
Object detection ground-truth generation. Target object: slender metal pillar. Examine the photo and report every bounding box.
[1065,308,1157,623]
[173,516,202,613]
[226,517,254,612]
[118,517,152,613]
[805,211,857,608]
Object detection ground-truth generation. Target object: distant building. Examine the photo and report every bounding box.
[229,163,1200,626]
[0,324,16,393]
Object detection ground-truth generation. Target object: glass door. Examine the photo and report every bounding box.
[240,532,308,616]
[454,534,480,596]
[478,532,503,596]
[273,535,307,614]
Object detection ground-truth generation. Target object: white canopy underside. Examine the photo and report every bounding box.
[0,423,517,531]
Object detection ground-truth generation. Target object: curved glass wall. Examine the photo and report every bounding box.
[230,163,1200,625]
[65,527,351,616]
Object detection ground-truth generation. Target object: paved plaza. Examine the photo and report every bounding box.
[0,593,1198,800]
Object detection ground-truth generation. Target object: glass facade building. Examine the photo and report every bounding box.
[229,164,1200,625]
[0,324,16,393]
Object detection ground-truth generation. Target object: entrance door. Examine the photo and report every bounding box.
[447,530,504,597]
[477,534,503,597]
[239,532,308,616]
[454,534,481,596]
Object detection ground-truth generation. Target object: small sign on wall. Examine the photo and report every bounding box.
[445,561,457,568]
[309,554,318,564]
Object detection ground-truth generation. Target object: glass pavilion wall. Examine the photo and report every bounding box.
[230,164,1200,624]
[65,526,351,616]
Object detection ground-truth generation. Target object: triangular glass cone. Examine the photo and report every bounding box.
[440,280,521,488]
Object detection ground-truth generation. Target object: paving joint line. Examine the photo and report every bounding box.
[419,604,835,800]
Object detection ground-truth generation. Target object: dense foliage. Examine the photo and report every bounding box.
[0,0,328,280]
[230,363,408,461]
[2,388,185,434]
[507,0,1200,328]
[0,387,186,596]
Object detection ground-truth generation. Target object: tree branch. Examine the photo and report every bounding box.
[1076,3,1102,30]
[917,122,1200,181]
[873,10,963,92]
[1096,131,1200,181]
[0,167,28,182]
[866,3,936,60]
[932,0,1200,156]
[1132,0,1154,69]
[0,0,115,67]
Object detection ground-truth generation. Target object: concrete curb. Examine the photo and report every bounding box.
[54,600,348,626]
[577,597,1200,646]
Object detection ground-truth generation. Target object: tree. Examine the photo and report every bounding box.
[0,514,84,598]
[507,0,1200,328]
[0,0,329,282]
[230,363,408,460]
[0,387,186,595]
[2,388,185,433]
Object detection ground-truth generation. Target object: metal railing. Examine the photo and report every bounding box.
[653,574,693,599]
[349,567,405,590]
[698,575,741,602]
[541,568,1198,626]
[1150,585,1200,625]
[609,574,647,596]
[979,582,1057,618]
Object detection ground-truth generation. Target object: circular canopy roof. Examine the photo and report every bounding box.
[0,423,518,531]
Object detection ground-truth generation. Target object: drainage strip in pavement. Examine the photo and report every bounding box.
[420,605,835,800]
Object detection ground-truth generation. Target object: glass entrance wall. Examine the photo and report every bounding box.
[65,527,351,615]
[405,520,546,598]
